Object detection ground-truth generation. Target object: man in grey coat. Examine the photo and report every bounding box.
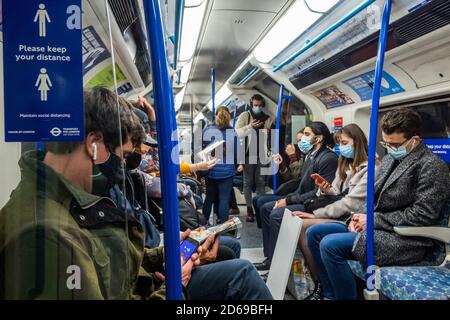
[307,109,450,300]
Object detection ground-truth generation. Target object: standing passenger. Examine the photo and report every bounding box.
[202,107,236,224]
[235,94,271,222]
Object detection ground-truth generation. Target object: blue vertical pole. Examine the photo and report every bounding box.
[366,0,392,288]
[143,0,182,300]
[211,68,216,122]
[273,84,284,193]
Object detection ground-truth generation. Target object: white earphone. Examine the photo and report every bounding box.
[92,143,98,161]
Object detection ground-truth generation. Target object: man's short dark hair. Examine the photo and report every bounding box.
[46,87,145,154]
[381,109,422,139]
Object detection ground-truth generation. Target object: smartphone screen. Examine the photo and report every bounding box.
[180,238,199,264]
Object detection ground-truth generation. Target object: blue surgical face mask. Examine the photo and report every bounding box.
[387,138,415,160]
[252,106,262,114]
[339,144,354,159]
[299,136,314,154]
[387,146,408,160]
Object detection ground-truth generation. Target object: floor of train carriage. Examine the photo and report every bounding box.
[209,187,296,300]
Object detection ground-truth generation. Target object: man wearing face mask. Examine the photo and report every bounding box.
[306,109,450,300]
[235,94,272,222]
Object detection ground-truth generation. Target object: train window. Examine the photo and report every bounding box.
[377,101,450,168]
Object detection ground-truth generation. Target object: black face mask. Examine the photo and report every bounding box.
[126,152,142,171]
[97,152,125,187]
[91,164,110,196]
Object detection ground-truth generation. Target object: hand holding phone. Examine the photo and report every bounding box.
[311,173,328,185]
[180,238,200,265]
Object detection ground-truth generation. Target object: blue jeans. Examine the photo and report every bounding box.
[203,177,234,224]
[188,259,273,300]
[252,194,283,229]
[220,235,241,258]
[260,202,305,260]
[306,223,358,300]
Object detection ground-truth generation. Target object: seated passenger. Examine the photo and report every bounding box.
[252,128,306,228]
[0,87,271,300]
[255,122,338,271]
[289,123,374,298]
[306,109,450,300]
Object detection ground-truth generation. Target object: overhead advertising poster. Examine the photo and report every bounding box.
[343,70,405,102]
[3,0,84,142]
[312,85,354,109]
[82,26,110,75]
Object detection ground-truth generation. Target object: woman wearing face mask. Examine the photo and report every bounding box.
[290,123,378,299]
[255,122,338,273]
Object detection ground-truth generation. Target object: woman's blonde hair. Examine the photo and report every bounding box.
[215,106,232,129]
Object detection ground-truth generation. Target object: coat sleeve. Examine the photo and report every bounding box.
[374,159,450,231]
[314,168,368,219]
[1,226,105,299]
[235,112,252,138]
[287,152,338,205]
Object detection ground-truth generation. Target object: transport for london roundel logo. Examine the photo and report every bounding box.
[50,127,62,137]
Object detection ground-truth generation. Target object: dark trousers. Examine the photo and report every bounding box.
[203,177,234,224]
[260,201,305,260]
[252,193,283,228]
[188,259,273,300]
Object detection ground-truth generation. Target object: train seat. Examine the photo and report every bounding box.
[348,198,450,300]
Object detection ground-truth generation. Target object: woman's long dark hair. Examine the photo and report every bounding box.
[308,121,334,149]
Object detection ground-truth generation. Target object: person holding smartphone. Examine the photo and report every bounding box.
[254,122,338,273]
[289,123,374,299]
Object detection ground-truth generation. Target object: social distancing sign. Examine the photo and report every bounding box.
[3,0,83,142]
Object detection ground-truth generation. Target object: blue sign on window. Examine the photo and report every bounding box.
[424,139,450,163]
[3,0,84,142]
[343,70,405,102]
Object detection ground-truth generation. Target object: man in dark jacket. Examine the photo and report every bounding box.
[255,123,338,271]
[307,109,450,300]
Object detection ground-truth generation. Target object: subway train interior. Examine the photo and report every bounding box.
[0,0,449,302]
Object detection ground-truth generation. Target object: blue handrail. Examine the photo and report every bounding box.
[237,66,258,87]
[366,0,392,288]
[273,84,285,193]
[211,68,216,121]
[272,0,376,72]
[143,0,183,300]
[174,0,185,70]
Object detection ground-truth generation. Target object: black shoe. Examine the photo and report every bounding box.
[254,258,270,271]
[306,282,323,300]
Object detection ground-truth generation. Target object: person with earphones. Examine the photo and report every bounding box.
[235,94,273,222]
[254,122,338,273]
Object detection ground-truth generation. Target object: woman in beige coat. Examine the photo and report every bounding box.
[291,123,376,298]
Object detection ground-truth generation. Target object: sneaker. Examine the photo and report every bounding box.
[306,282,323,300]
[253,258,270,271]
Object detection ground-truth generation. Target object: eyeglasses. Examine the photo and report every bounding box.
[379,138,410,151]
